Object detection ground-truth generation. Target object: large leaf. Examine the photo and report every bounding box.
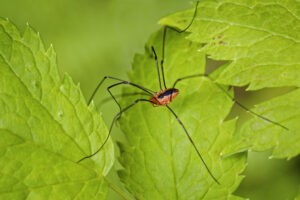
[117,28,246,199]
[0,18,114,199]
[161,0,300,90]
[161,0,300,163]
[114,0,300,199]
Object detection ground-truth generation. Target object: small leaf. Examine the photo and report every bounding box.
[117,29,246,198]
[0,18,113,199]
[224,89,300,159]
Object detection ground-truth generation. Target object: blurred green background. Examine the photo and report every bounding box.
[1,0,299,199]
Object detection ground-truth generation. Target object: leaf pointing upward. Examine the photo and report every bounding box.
[117,0,300,199]
[117,28,246,199]
[0,18,114,199]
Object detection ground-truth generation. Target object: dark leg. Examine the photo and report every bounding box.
[172,73,289,130]
[163,0,199,34]
[107,81,152,123]
[172,73,207,88]
[165,105,220,185]
[107,81,151,112]
[151,46,163,90]
[160,27,168,89]
[88,76,155,104]
[107,82,126,112]
[77,98,152,163]
[160,1,200,89]
[99,92,150,106]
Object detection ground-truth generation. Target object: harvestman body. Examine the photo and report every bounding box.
[150,88,179,106]
[78,1,288,185]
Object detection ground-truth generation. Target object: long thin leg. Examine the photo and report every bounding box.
[160,27,168,89]
[107,81,153,123]
[100,92,150,105]
[77,98,152,163]
[172,73,289,130]
[88,76,155,104]
[107,81,152,112]
[151,47,163,90]
[165,105,220,185]
[165,0,200,34]
[107,82,126,112]
[172,73,207,88]
[160,1,200,89]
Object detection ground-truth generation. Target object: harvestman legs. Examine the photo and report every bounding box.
[78,78,220,183]
[77,97,151,163]
[88,76,154,105]
[79,72,287,182]
[173,74,288,130]
[77,0,287,185]
[78,1,217,181]
[165,105,220,184]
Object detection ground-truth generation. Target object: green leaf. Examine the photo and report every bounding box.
[0,18,114,199]
[296,186,300,200]
[223,89,300,159]
[161,0,300,165]
[117,29,246,198]
[116,0,300,198]
[161,0,300,90]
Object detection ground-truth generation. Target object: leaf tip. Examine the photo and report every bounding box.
[46,43,56,57]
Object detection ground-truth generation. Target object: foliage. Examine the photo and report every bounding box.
[161,0,300,160]
[0,0,299,199]
[0,18,113,199]
[117,29,245,199]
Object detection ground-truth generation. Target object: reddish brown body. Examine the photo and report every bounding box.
[150,88,179,106]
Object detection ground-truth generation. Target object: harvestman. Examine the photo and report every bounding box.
[78,1,288,184]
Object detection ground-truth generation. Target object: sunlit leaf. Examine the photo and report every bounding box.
[161,0,300,89]
[117,29,246,199]
[115,0,300,198]
[161,0,300,166]
[0,18,114,199]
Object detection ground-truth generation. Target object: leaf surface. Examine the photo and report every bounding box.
[161,0,300,164]
[0,18,114,200]
[161,0,300,90]
[117,29,246,199]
